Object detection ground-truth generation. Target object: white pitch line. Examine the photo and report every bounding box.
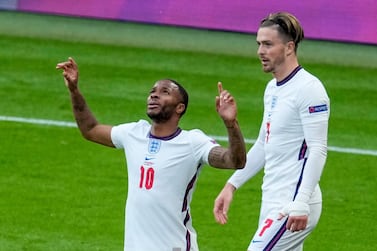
[0,115,77,127]
[1,115,377,157]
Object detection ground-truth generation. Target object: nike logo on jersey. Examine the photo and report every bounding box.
[145,157,155,160]
[252,240,263,243]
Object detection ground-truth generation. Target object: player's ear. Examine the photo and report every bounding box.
[176,103,185,115]
[286,40,295,56]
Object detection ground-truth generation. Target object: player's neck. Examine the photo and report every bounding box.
[151,120,180,138]
[273,58,299,82]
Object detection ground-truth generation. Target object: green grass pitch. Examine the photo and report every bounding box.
[0,11,376,250]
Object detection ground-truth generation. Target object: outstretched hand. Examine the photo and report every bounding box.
[56,57,79,91]
[216,82,237,126]
[213,183,236,224]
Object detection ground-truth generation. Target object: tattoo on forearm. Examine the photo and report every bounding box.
[71,91,98,131]
[209,121,246,169]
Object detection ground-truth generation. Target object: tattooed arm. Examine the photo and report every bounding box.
[56,57,114,147]
[208,82,246,169]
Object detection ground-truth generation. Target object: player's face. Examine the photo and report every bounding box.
[256,27,289,74]
[147,80,183,123]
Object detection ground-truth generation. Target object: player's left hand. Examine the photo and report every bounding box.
[278,201,309,232]
[216,82,237,125]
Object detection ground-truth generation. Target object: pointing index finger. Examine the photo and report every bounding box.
[218,82,223,96]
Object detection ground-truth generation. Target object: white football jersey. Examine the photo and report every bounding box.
[111,120,219,251]
[229,66,330,205]
[261,66,329,204]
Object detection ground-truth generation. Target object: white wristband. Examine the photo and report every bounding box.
[280,201,310,217]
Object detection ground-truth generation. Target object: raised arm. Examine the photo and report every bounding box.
[56,57,114,147]
[208,82,246,169]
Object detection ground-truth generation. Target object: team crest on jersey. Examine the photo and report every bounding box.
[309,104,328,113]
[271,95,278,109]
[148,138,161,154]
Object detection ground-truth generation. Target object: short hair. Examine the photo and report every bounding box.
[167,79,189,117]
[260,12,304,52]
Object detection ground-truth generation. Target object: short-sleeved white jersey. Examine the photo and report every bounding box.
[111,120,219,251]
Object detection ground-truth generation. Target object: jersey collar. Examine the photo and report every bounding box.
[276,65,302,86]
[148,127,182,140]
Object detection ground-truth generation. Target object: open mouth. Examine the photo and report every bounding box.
[260,58,269,64]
